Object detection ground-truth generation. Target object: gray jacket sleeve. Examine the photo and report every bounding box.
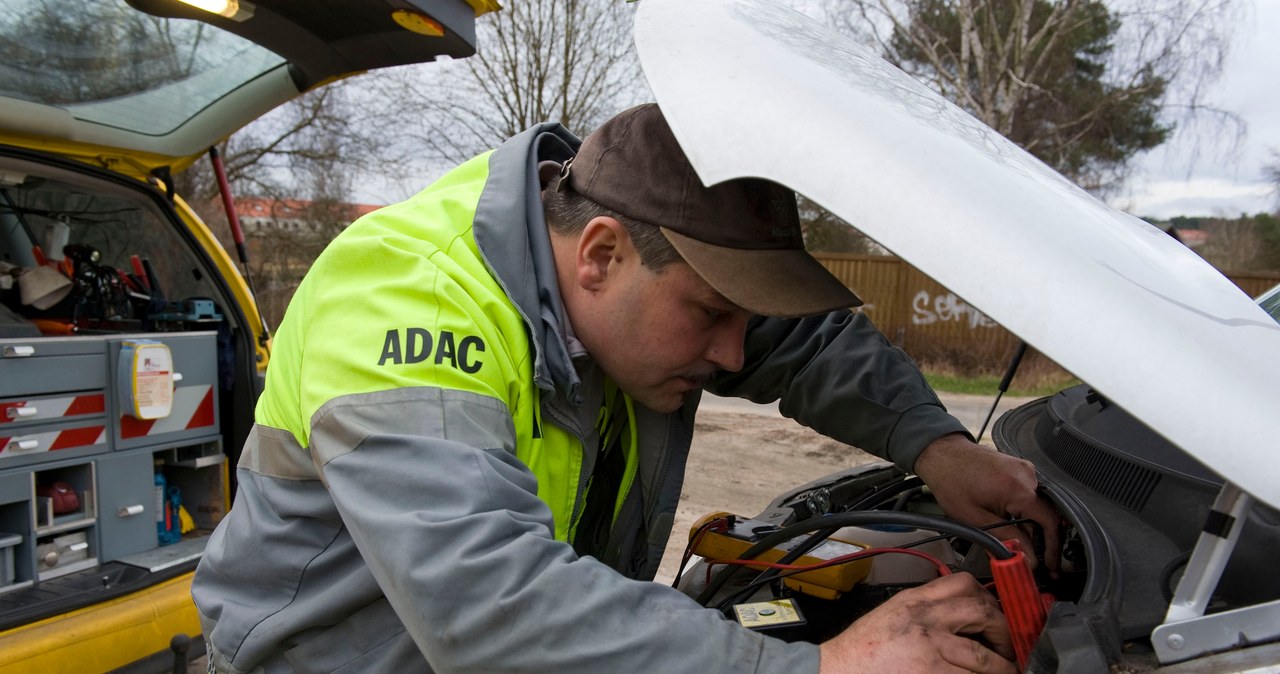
[308,388,819,674]
[708,310,969,472]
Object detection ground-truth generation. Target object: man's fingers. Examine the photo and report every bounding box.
[945,589,1016,661]
[1004,489,1063,573]
[913,438,1065,573]
[936,634,1019,674]
[905,577,1018,672]
[915,572,995,603]
[1024,495,1062,573]
[821,573,1020,674]
[913,575,1016,662]
[966,602,1017,663]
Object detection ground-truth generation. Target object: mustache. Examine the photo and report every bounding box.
[680,370,718,388]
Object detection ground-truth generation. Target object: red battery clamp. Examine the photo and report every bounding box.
[989,539,1054,669]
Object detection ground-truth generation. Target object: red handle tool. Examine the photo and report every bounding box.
[989,539,1054,669]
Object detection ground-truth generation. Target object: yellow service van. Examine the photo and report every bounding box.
[0,2,492,670]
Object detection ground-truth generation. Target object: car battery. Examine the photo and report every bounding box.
[689,513,873,600]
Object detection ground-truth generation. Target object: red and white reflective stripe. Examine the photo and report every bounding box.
[119,385,215,439]
[0,394,106,424]
[1,425,107,456]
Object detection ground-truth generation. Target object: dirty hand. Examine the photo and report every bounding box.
[913,433,1061,572]
[818,572,1016,673]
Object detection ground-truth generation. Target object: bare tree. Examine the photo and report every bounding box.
[799,196,886,254]
[1267,149,1280,211]
[175,84,370,208]
[829,0,1243,193]
[1196,217,1261,271]
[1254,157,1280,270]
[361,0,647,171]
[168,2,643,325]
[172,82,379,328]
[239,191,366,328]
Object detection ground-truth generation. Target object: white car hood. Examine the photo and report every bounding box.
[635,0,1280,507]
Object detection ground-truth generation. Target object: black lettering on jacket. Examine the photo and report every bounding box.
[459,336,485,374]
[406,328,432,364]
[378,330,402,365]
[378,328,486,373]
[434,331,457,368]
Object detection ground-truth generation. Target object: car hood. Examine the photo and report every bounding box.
[634,0,1280,508]
[0,0,495,175]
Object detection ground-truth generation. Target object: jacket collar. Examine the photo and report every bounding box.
[472,122,585,404]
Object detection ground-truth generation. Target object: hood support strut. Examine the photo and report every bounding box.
[1151,483,1279,663]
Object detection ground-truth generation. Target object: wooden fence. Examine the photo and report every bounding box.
[814,253,1280,369]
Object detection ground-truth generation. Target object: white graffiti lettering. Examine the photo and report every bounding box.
[911,290,995,329]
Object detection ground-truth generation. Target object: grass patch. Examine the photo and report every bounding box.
[910,345,1081,397]
[922,369,1080,398]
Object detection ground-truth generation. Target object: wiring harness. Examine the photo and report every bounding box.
[677,507,1051,668]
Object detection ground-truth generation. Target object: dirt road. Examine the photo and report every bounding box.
[654,391,1036,583]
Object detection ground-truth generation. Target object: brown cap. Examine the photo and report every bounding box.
[563,103,861,318]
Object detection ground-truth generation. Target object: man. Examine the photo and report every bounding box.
[193,103,1058,673]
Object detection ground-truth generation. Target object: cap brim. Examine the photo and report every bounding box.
[661,228,862,318]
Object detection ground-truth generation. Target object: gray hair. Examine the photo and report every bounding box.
[543,174,683,271]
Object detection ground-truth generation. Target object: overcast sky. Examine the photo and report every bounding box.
[1113,1,1279,220]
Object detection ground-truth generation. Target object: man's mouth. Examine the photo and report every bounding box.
[677,372,715,389]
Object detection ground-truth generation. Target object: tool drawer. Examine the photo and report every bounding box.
[35,529,94,580]
[0,391,107,429]
[1,338,110,470]
[0,418,109,469]
[0,337,107,398]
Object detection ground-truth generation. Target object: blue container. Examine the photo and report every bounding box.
[154,472,179,546]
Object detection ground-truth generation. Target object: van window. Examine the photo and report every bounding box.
[1,159,223,332]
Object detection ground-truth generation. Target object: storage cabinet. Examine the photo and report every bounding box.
[0,472,32,593]
[0,332,223,594]
[36,529,94,579]
[0,339,108,398]
[96,451,159,562]
[1,338,109,470]
[110,335,221,452]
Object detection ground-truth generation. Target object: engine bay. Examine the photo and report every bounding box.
[675,463,1068,668]
[676,388,1280,672]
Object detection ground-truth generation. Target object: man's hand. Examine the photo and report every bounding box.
[913,433,1061,572]
[818,572,1016,673]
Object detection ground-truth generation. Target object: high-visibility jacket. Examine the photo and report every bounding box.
[192,122,966,674]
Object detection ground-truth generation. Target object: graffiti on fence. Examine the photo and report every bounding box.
[911,290,996,329]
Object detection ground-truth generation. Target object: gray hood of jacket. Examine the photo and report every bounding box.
[473,122,584,404]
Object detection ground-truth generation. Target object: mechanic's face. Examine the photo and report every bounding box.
[559,218,751,413]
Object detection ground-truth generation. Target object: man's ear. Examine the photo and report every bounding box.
[575,216,630,291]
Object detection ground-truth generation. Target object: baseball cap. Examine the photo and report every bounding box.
[563,103,861,318]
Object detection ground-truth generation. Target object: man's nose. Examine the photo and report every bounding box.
[706,313,749,372]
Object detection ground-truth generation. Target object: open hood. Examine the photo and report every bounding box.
[0,0,494,174]
[634,0,1280,507]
